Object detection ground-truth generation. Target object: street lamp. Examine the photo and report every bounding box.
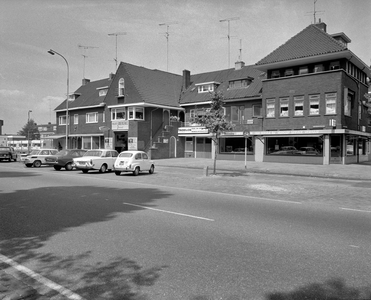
[27,110,32,152]
[48,49,69,149]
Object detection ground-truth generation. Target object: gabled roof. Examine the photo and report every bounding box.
[255,24,348,67]
[55,77,112,111]
[179,64,264,105]
[113,62,183,108]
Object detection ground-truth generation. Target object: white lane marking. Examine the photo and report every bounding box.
[123,202,215,221]
[340,207,371,213]
[0,254,84,300]
[349,245,360,248]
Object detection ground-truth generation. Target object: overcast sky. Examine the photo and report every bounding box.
[1,0,370,134]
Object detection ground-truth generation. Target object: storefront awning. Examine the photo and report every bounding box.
[49,135,65,139]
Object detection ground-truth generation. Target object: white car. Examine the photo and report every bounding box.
[113,151,154,176]
[24,149,58,167]
[73,149,118,173]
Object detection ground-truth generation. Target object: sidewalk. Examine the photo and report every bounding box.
[155,158,371,181]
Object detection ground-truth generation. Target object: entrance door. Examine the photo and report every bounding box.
[170,136,176,158]
[330,135,342,164]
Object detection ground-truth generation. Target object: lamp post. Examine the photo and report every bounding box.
[27,110,32,152]
[48,49,69,149]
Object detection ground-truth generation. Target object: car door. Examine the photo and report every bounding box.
[142,152,150,170]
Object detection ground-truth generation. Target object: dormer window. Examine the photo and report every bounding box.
[228,78,252,89]
[68,94,75,101]
[195,82,219,93]
[118,78,125,97]
[284,68,294,77]
[97,86,108,97]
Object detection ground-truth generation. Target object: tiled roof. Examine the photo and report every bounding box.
[179,64,264,105]
[54,78,112,111]
[121,63,183,107]
[256,24,348,66]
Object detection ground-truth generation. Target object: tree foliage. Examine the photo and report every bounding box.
[192,91,234,174]
[17,119,40,140]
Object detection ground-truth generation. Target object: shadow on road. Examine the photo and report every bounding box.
[0,184,171,299]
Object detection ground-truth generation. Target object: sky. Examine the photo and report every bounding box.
[1,0,370,135]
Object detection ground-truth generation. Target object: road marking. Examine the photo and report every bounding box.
[0,254,84,300]
[123,202,215,221]
[340,207,371,213]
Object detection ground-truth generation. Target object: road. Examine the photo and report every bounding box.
[0,162,371,300]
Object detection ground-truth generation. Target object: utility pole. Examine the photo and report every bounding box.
[78,44,98,79]
[159,22,178,72]
[220,17,239,68]
[108,32,127,71]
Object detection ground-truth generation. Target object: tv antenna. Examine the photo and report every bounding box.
[306,0,324,24]
[159,22,178,72]
[78,44,98,79]
[220,17,239,68]
[238,39,243,61]
[108,32,127,71]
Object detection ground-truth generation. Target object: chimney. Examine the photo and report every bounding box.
[235,61,245,70]
[109,73,115,80]
[183,70,191,90]
[82,78,90,85]
[315,19,327,32]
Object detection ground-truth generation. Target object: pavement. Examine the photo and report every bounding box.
[1,158,371,300]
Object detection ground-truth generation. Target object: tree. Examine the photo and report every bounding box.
[18,119,40,140]
[192,91,234,175]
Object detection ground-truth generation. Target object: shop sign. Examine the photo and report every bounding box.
[253,130,323,135]
[221,131,244,136]
[112,120,129,131]
[178,127,208,134]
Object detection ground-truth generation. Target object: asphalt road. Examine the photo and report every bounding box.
[1,162,371,300]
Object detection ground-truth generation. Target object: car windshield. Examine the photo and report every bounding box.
[84,150,103,157]
[119,152,134,158]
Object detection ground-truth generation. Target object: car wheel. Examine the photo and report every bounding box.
[115,171,121,176]
[33,160,42,168]
[149,165,154,174]
[133,167,140,176]
[82,169,88,173]
[65,163,73,171]
[54,166,62,171]
[99,164,107,173]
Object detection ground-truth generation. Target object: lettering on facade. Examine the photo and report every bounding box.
[178,127,208,134]
[112,120,129,131]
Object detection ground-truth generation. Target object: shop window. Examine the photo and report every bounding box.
[280,98,289,117]
[266,99,275,118]
[266,136,323,156]
[346,136,356,156]
[294,96,304,116]
[220,137,253,154]
[309,94,320,115]
[325,93,337,115]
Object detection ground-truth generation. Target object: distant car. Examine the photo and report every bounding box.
[45,149,87,171]
[0,146,17,162]
[298,147,320,155]
[24,149,58,167]
[271,146,298,155]
[113,150,154,176]
[73,149,118,173]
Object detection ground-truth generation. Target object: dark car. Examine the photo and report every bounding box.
[0,146,17,162]
[45,149,87,171]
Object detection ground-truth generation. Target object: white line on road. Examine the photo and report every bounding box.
[340,207,371,213]
[123,202,215,221]
[0,254,84,300]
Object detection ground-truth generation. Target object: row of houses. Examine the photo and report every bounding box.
[51,21,371,165]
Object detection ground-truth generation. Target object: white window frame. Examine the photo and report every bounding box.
[128,107,144,121]
[325,93,337,115]
[118,78,125,97]
[86,112,98,123]
[59,115,67,125]
[111,108,126,120]
[266,99,275,118]
[294,96,304,116]
[309,94,320,115]
[99,89,108,97]
[74,114,78,124]
[197,83,214,93]
[280,98,289,117]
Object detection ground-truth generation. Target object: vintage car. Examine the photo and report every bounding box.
[297,147,320,155]
[271,146,298,155]
[24,149,59,167]
[73,149,118,173]
[113,150,154,176]
[45,149,87,171]
[0,146,17,162]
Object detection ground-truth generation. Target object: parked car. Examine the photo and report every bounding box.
[73,149,118,173]
[298,147,320,155]
[45,149,87,171]
[271,146,298,155]
[113,150,154,176]
[24,149,58,167]
[0,146,17,162]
